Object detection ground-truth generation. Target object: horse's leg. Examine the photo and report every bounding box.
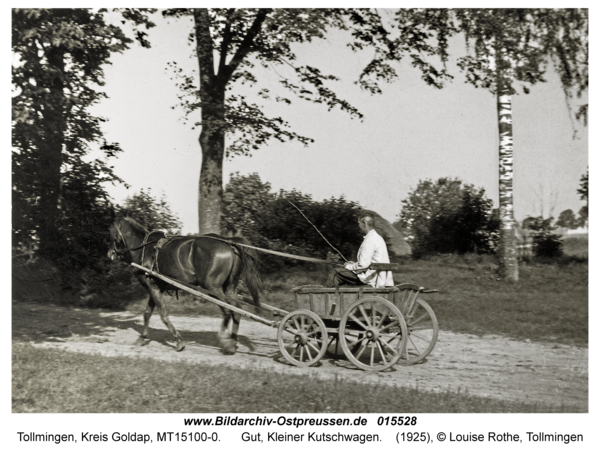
[147,278,185,352]
[212,288,241,355]
[224,285,243,355]
[226,311,241,355]
[218,306,232,340]
[135,295,155,346]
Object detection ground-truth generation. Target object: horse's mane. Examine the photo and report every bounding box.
[120,215,149,236]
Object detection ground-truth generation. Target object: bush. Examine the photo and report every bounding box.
[523,216,564,258]
[222,173,364,272]
[121,188,182,234]
[397,177,497,258]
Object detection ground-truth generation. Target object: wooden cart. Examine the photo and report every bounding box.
[131,263,438,373]
[279,283,439,371]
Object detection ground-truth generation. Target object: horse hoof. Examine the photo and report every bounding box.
[222,341,237,355]
[135,337,150,346]
[176,342,186,352]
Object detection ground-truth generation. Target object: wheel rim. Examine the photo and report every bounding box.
[277,310,328,367]
[339,296,408,371]
[398,297,439,365]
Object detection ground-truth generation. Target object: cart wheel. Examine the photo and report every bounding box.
[278,309,328,367]
[398,298,439,365]
[339,296,408,372]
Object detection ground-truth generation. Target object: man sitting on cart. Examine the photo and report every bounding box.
[327,212,394,288]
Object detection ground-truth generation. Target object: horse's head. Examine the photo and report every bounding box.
[107,213,149,261]
[107,215,127,261]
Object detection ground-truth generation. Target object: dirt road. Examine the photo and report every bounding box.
[12,302,588,411]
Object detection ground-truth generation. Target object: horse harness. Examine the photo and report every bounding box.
[114,226,340,277]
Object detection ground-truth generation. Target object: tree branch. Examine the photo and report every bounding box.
[221,8,271,83]
[218,9,236,77]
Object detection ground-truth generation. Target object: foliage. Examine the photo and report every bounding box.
[576,170,589,227]
[577,170,588,202]
[397,178,496,258]
[121,189,183,234]
[523,216,563,258]
[555,209,578,229]
[222,173,364,270]
[12,8,155,263]
[222,172,275,239]
[391,9,587,282]
[161,8,460,233]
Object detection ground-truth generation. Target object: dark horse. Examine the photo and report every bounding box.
[107,213,262,354]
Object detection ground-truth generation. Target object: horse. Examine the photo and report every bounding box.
[107,212,262,355]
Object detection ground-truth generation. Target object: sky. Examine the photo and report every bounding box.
[87,9,589,234]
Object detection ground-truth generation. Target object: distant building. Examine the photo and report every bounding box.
[363,211,412,256]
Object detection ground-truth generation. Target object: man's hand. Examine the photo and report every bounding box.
[344,261,355,271]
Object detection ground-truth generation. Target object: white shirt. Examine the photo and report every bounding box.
[350,229,394,287]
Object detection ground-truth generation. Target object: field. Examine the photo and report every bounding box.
[12,246,588,413]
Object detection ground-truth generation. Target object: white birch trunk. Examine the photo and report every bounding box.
[497,92,519,281]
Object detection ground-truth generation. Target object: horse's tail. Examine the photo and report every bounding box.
[233,238,262,307]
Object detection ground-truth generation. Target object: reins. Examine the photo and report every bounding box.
[208,237,340,265]
[113,223,161,255]
[113,219,341,266]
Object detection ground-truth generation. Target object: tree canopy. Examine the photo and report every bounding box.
[161,8,455,234]
[12,8,155,264]
[397,177,496,258]
[122,189,183,234]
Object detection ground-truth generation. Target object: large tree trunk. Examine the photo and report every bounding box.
[197,89,226,234]
[194,9,226,235]
[37,46,65,259]
[496,89,519,282]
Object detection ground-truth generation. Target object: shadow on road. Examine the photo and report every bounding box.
[12,301,260,354]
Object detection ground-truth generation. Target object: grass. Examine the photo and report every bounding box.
[561,234,588,259]
[14,252,588,346]
[396,255,588,345]
[12,343,580,413]
[250,255,588,346]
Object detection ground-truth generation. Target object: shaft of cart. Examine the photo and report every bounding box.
[131,263,279,328]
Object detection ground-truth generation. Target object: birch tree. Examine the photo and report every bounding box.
[453,9,587,281]
[394,9,587,281]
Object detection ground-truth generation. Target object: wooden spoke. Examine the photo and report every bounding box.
[358,304,372,327]
[378,335,397,353]
[306,340,321,354]
[409,332,433,343]
[304,344,313,360]
[397,297,439,366]
[277,310,328,368]
[339,297,408,372]
[376,307,389,328]
[409,311,430,327]
[380,318,399,331]
[354,341,369,361]
[283,326,297,336]
[348,313,370,331]
[376,340,388,365]
[407,335,422,356]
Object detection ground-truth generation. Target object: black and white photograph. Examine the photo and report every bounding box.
[9,4,593,451]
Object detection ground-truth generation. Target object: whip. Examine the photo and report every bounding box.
[284,197,348,263]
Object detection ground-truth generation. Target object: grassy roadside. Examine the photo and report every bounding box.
[13,252,588,346]
[255,255,588,346]
[12,343,581,413]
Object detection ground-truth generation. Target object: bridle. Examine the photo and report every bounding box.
[109,220,160,260]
